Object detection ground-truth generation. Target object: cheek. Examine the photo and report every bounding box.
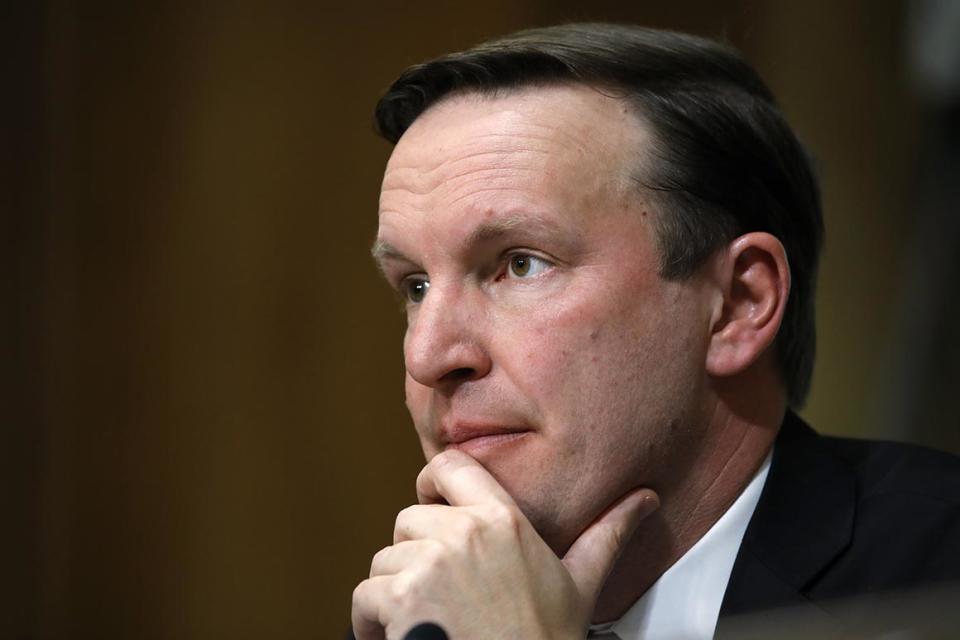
[505,302,631,427]
[404,376,435,442]
[403,373,422,410]
[505,278,696,435]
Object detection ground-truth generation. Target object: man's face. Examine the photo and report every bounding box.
[375,85,715,552]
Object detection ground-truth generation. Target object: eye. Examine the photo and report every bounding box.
[401,277,430,304]
[506,253,552,279]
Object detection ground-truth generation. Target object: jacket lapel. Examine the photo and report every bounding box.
[717,412,856,625]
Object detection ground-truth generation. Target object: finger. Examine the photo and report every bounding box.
[393,504,456,544]
[562,488,660,602]
[371,539,443,577]
[351,575,392,640]
[416,449,515,507]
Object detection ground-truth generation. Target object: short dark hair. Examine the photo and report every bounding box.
[374,23,824,408]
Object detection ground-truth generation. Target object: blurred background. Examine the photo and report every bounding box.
[5,0,959,637]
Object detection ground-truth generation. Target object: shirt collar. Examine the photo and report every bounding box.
[593,451,772,640]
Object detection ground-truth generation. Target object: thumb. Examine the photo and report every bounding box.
[561,488,660,602]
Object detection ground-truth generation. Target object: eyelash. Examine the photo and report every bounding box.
[397,251,555,306]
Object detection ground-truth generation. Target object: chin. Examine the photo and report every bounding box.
[505,487,582,555]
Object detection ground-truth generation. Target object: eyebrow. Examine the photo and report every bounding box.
[465,214,533,244]
[370,238,408,265]
[370,212,566,270]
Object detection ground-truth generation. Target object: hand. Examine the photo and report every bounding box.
[351,449,659,639]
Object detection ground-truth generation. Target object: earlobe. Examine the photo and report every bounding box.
[705,232,790,378]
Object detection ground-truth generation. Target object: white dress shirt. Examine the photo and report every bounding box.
[589,452,772,640]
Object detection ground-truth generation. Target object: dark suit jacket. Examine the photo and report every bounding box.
[716,411,960,636]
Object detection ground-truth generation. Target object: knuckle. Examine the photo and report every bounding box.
[388,572,417,604]
[430,449,455,470]
[458,511,483,540]
[395,505,417,525]
[492,501,516,523]
[370,545,391,574]
[608,524,627,551]
[351,580,368,608]
[485,502,522,533]
[415,464,430,488]
[393,505,418,536]
[421,538,447,570]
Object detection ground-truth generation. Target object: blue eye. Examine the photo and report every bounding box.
[402,278,430,303]
[507,254,551,278]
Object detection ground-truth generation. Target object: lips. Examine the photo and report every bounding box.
[440,422,532,453]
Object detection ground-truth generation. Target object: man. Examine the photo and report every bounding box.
[353,24,960,639]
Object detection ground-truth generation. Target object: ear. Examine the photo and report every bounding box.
[706,232,790,378]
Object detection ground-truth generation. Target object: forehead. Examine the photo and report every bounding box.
[376,84,654,259]
[381,84,646,195]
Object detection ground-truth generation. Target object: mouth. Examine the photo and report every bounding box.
[441,424,532,456]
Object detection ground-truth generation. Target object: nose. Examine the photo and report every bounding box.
[403,285,492,390]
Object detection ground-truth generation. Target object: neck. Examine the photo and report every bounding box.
[591,392,784,623]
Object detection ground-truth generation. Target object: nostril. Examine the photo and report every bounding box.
[442,367,476,382]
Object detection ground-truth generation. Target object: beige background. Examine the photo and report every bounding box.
[6,0,952,637]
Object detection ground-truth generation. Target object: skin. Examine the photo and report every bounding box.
[356,84,790,638]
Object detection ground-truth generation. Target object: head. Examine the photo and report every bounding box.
[372,24,822,551]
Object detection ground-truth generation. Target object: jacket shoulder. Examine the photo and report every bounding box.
[817,432,960,506]
[724,413,960,619]
[808,431,960,593]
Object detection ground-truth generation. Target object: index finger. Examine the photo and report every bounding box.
[416,449,516,507]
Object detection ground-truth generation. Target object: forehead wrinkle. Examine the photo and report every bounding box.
[384,106,575,180]
[446,186,544,210]
[435,147,550,190]
[381,147,552,222]
[441,162,546,203]
[472,101,625,165]
[383,143,551,198]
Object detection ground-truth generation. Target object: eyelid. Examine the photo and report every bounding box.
[396,270,427,288]
[503,247,555,262]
